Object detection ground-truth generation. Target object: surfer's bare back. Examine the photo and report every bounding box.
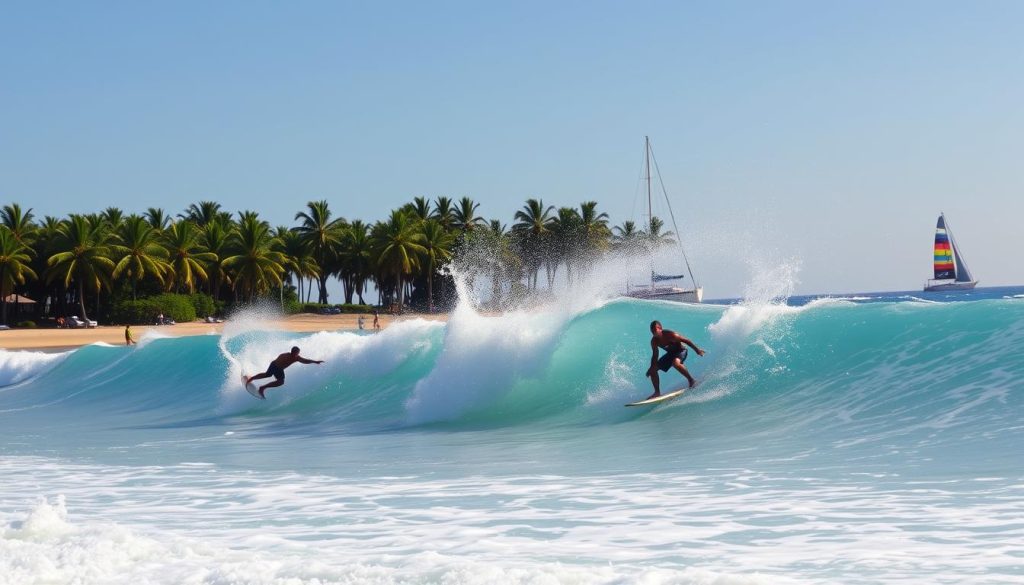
[646,320,705,399]
[245,346,324,398]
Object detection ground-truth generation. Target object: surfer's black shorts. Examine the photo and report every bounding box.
[657,348,688,371]
[266,363,285,381]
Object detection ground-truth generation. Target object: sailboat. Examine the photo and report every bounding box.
[924,212,977,291]
[625,136,703,303]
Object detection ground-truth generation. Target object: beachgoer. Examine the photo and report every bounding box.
[157,313,164,325]
[357,315,365,330]
[124,324,136,346]
[372,310,380,331]
[244,346,324,398]
[645,320,705,399]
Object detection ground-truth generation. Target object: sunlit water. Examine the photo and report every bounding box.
[2,286,1023,584]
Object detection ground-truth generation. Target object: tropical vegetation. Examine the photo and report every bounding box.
[0,198,678,325]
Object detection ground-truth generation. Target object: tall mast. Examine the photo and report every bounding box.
[645,136,653,288]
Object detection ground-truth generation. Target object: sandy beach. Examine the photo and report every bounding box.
[0,313,447,352]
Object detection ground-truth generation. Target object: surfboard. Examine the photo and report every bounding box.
[625,387,686,407]
[241,374,264,400]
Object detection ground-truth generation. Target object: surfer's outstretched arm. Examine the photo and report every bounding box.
[646,339,661,397]
[672,333,706,357]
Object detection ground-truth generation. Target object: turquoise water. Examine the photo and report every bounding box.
[2,288,1023,584]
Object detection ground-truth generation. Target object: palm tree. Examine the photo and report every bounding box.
[578,200,611,264]
[294,200,345,304]
[111,215,171,299]
[551,207,582,285]
[372,210,426,312]
[612,220,644,252]
[337,220,372,305]
[410,196,432,222]
[201,216,235,301]
[181,201,224,226]
[0,227,38,324]
[163,221,216,293]
[46,214,114,322]
[1,204,36,246]
[26,216,61,317]
[274,228,317,304]
[646,216,675,247]
[223,215,286,302]
[431,196,456,231]
[512,198,556,291]
[452,196,485,233]
[144,207,171,231]
[101,207,125,230]
[419,219,455,311]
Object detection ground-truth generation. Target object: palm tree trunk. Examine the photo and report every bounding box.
[396,269,404,313]
[318,275,328,304]
[0,266,7,324]
[78,280,88,321]
[427,266,434,312]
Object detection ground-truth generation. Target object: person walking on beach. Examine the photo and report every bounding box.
[372,309,380,331]
[645,320,705,400]
[244,346,324,398]
[124,324,136,346]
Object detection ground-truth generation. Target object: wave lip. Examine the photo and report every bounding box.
[0,350,69,388]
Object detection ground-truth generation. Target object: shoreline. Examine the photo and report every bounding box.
[0,313,448,352]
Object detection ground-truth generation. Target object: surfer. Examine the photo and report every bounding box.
[645,320,705,399]
[124,324,136,346]
[245,346,324,398]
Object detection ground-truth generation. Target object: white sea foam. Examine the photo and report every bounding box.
[3,457,1021,585]
[216,316,444,411]
[0,349,68,388]
[404,300,568,423]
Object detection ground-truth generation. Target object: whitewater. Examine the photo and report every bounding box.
[2,284,1023,584]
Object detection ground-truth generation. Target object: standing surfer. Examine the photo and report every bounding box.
[245,346,324,398]
[646,320,705,399]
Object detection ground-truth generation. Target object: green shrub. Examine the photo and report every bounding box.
[150,293,197,323]
[112,293,198,324]
[189,293,217,318]
[111,299,160,324]
[15,320,36,328]
[337,303,373,314]
[296,303,374,314]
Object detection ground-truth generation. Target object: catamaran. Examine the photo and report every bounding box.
[625,136,703,303]
[924,212,977,291]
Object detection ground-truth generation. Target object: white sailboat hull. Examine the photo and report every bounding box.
[924,280,977,292]
[627,286,704,303]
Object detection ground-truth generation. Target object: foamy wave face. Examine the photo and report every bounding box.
[403,304,569,424]
[0,350,68,388]
[216,318,444,410]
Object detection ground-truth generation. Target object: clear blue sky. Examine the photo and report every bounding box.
[3,1,1022,297]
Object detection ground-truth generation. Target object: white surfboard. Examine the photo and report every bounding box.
[625,387,686,407]
[241,374,264,400]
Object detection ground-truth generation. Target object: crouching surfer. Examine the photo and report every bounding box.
[645,320,705,400]
[245,346,324,398]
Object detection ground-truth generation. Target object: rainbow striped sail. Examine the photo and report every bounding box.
[933,215,955,280]
[925,213,977,291]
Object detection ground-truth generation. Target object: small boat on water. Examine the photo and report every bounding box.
[624,136,703,303]
[924,213,977,292]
